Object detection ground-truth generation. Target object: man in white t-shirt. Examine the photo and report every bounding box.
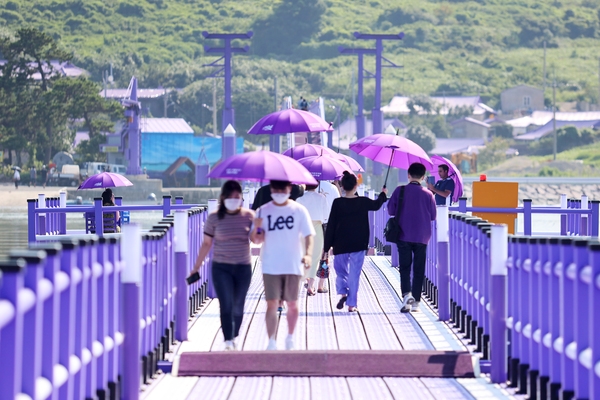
[318,180,340,217]
[251,180,315,351]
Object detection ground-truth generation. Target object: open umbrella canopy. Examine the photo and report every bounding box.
[248,108,333,135]
[296,155,351,181]
[333,153,364,172]
[429,155,463,203]
[11,166,21,171]
[349,134,433,170]
[282,144,336,160]
[208,151,318,185]
[78,172,133,190]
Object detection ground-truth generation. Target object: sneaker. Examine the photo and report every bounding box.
[267,338,277,351]
[285,335,295,350]
[224,340,235,351]
[401,293,415,313]
[411,302,420,312]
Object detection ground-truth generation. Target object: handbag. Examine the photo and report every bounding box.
[384,186,405,244]
[316,259,330,279]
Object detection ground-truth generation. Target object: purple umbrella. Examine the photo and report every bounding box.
[248,108,333,135]
[429,155,463,203]
[207,151,318,185]
[349,133,432,188]
[333,153,364,172]
[78,172,133,189]
[296,155,352,181]
[283,144,336,159]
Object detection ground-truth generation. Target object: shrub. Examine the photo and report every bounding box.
[406,125,436,153]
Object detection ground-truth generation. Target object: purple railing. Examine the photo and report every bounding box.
[0,204,210,400]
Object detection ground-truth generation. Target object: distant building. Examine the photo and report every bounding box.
[507,110,600,139]
[331,117,406,150]
[0,60,87,80]
[500,85,544,115]
[430,138,485,156]
[100,88,182,117]
[450,117,491,139]
[381,95,495,120]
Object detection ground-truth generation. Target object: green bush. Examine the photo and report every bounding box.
[406,125,436,153]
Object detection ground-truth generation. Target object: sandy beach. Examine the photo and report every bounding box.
[0,183,65,208]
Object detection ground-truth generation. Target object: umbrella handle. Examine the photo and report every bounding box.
[383,148,395,189]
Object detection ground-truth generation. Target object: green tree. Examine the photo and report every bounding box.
[478,138,509,170]
[406,125,436,153]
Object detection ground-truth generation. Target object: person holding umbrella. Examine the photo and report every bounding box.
[323,172,387,312]
[388,163,436,313]
[12,167,20,189]
[428,164,455,206]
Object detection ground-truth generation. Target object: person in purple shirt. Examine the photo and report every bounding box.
[387,163,437,312]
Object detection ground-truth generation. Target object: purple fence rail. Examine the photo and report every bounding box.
[0,203,209,400]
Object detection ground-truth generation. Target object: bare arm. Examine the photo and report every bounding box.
[250,217,265,244]
[427,183,452,198]
[190,234,213,275]
[302,234,314,270]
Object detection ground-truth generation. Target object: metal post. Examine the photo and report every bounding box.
[121,224,142,400]
[591,200,599,237]
[523,199,532,236]
[490,224,508,383]
[270,76,280,153]
[437,206,450,321]
[94,197,104,237]
[125,77,142,175]
[552,79,557,161]
[163,196,172,218]
[38,194,46,236]
[59,191,67,235]
[581,196,588,236]
[560,194,568,236]
[174,211,189,341]
[27,199,37,243]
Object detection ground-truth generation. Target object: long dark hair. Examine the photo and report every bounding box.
[341,171,357,191]
[218,180,243,219]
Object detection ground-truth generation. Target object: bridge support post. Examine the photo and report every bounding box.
[490,224,508,383]
[437,206,450,321]
[175,211,189,342]
[121,224,142,400]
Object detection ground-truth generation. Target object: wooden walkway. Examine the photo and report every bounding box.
[141,256,512,400]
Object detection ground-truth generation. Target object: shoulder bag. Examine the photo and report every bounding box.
[384,186,405,244]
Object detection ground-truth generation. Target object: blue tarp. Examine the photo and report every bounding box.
[141,133,244,172]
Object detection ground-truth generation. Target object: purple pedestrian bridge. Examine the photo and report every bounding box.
[0,191,597,399]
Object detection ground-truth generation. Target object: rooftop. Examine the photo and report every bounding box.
[140,118,194,134]
[381,95,494,116]
[506,110,600,128]
[430,138,486,155]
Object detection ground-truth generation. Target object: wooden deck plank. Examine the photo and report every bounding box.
[226,377,272,400]
[186,377,235,400]
[383,377,436,400]
[305,278,338,350]
[141,375,198,400]
[370,257,466,351]
[269,377,310,400]
[362,259,434,350]
[419,377,474,399]
[456,378,512,399]
[276,279,308,351]
[178,299,221,352]
[346,377,394,400]
[309,377,351,399]
[325,264,370,350]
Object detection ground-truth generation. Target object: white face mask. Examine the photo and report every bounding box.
[271,193,290,205]
[224,198,242,211]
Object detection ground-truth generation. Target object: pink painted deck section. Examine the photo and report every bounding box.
[141,256,511,400]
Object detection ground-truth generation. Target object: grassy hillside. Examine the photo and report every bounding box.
[1,0,600,132]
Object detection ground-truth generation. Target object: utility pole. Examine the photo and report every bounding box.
[163,88,168,117]
[553,78,557,160]
[598,57,600,108]
[543,41,547,96]
[270,76,279,152]
[212,79,218,136]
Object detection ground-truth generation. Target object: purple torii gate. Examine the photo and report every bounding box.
[338,47,376,170]
[202,31,253,161]
[353,32,404,176]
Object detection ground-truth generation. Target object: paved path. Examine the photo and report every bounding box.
[141,256,512,400]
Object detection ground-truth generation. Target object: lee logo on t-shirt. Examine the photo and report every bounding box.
[267,215,294,231]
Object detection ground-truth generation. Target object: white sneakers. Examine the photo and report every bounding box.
[224,340,236,351]
[285,335,295,350]
[266,335,295,350]
[267,338,277,351]
[412,301,420,312]
[402,293,415,313]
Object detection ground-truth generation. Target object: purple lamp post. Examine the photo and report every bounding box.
[123,77,142,175]
[353,32,404,177]
[338,47,376,170]
[202,31,253,161]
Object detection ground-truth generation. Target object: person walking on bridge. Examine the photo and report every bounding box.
[251,180,315,351]
[189,180,255,351]
[388,163,436,313]
[323,171,387,312]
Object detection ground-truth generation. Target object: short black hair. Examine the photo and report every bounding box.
[341,171,357,191]
[270,180,292,191]
[305,184,318,191]
[407,163,427,179]
[438,164,449,173]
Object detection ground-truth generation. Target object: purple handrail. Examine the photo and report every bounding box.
[1,203,210,399]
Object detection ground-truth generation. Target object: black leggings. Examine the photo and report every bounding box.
[211,261,252,341]
[398,241,427,302]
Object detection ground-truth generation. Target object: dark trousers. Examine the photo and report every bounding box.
[398,241,427,302]
[211,261,252,341]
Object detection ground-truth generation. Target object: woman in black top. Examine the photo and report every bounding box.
[322,171,387,312]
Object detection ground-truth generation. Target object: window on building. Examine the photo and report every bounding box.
[523,96,531,106]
